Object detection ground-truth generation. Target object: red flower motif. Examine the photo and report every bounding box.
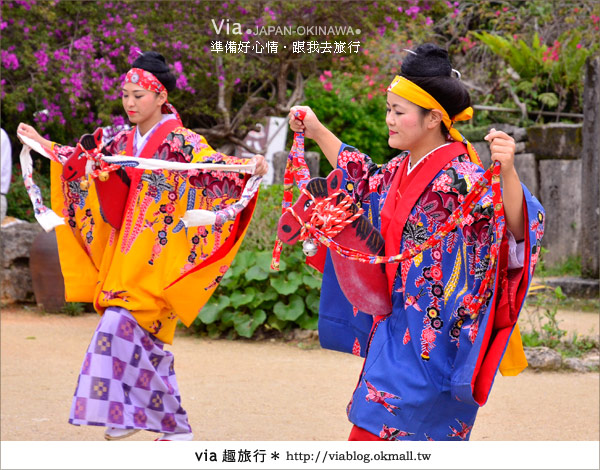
[422,327,436,343]
[430,265,443,281]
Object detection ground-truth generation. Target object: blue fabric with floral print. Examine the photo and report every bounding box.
[318,143,545,440]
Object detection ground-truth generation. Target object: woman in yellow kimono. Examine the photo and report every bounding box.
[17,51,267,441]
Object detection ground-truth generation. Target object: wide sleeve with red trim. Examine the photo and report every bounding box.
[451,184,544,406]
[317,143,404,356]
[49,132,128,302]
[160,130,260,327]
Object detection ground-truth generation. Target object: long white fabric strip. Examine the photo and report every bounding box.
[17,133,64,163]
[101,155,256,174]
[17,132,262,230]
[17,140,65,232]
[181,174,262,227]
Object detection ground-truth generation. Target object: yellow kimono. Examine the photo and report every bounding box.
[51,120,257,344]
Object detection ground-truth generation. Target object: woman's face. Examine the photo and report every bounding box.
[121,82,165,128]
[385,92,428,151]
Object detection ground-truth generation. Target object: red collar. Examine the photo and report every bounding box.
[380,141,468,294]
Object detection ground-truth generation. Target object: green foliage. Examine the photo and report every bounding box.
[189,183,322,338]
[241,184,298,252]
[0,0,409,148]
[6,160,51,222]
[537,249,582,277]
[304,71,397,174]
[524,249,595,359]
[560,333,600,360]
[473,30,598,121]
[523,286,599,358]
[61,302,86,316]
[189,248,322,338]
[522,286,568,350]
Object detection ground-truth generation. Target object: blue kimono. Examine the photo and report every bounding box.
[319,142,545,441]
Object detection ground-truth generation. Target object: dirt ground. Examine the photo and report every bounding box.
[0,305,598,441]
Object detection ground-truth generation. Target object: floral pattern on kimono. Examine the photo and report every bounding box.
[317,142,545,441]
[50,125,258,344]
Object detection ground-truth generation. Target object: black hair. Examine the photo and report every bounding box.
[400,43,471,135]
[132,51,177,92]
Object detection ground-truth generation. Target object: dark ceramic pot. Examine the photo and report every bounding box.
[29,230,66,312]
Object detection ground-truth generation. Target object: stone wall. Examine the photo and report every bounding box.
[526,124,584,268]
[473,122,591,269]
[581,56,600,279]
[0,220,42,303]
[272,150,320,184]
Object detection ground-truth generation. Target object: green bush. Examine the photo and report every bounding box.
[188,183,322,339]
[304,71,397,175]
[474,31,598,120]
[240,183,298,252]
[6,160,51,222]
[61,302,86,316]
[523,286,599,359]
[190,249,322,338]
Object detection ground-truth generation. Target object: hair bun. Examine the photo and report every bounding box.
[401,43,452,77]
[398,43,471,125]
[131,51,176,92]
[132,51,169,74]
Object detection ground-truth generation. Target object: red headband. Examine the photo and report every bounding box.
[124,67,181,124]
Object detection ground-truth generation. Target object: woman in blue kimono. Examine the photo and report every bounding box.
[288,44,545,440]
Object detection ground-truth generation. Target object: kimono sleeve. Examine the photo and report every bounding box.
[318,143,387,356]
[451,184,545,406]
[49,135,126,302]
[336,143,386,206]
[161,132,260,327]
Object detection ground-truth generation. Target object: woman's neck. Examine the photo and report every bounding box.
[137,113,163,136]
[409,133,448,166]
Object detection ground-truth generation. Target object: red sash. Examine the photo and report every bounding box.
[95,119,182,229]
[348,425,385,441]
[124,119,181,162]
[380,142,467,295]
[121,119,182,218]
[471,200,531,404]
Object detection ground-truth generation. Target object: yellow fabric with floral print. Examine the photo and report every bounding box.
[51,128,257,344]
[51,160,104,301]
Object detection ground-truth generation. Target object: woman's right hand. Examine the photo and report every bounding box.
[288,106,323,140]
[17,123,43,144]
[288,105,341,168]
[17,123,53,150]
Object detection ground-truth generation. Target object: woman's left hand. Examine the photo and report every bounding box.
[485,128,525,239]
[251,154,268,176]
[485,128,517,177]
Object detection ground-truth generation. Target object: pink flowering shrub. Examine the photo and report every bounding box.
[0,0,406,148]
[1,0,597,159]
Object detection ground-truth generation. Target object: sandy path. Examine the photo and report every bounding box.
[1,307,598,441]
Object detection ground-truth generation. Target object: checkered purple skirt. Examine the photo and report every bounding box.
[68,306,192,434]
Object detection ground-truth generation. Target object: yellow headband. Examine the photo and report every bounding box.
[387,75,481,167]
